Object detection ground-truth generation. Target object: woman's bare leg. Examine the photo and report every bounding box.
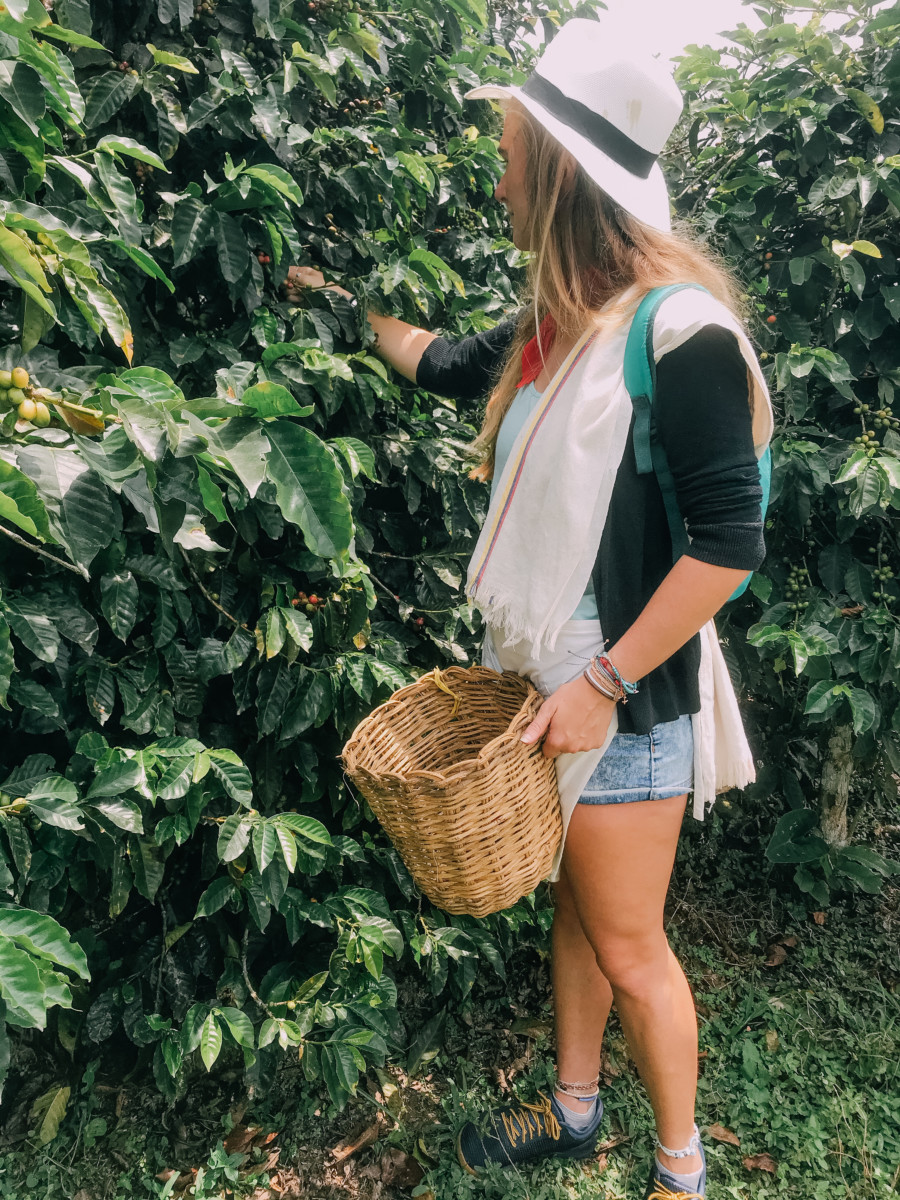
[555,795,701,1175]
[551,862,613,1115]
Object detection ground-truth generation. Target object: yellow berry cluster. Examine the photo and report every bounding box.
[0,367,52,428]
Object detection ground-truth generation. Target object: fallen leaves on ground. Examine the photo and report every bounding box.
[331,1116,383,1162]
[764,942,788,967]
[743,1152,778,1174]
[359,1148,424,1187]
[813,911,827,925]
[510,1017,554,1040]
[707,1123,740,1147]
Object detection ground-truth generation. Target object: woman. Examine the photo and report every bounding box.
[287,21,772,1200]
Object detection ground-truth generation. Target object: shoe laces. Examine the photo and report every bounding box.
[647,1185,704,1200]
[498,1091,561,1147]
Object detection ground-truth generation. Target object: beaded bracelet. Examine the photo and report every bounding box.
[596,654,639,697]
[556,1073,600,1096]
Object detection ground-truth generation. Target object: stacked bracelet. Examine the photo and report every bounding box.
[582,664,623,702]
[582,654,640,705]
[596,655,639,696]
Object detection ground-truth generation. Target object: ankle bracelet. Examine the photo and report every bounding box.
[656,1125,701,1159]
[555,1075,600,1096]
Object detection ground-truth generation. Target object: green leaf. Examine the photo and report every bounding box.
[0,908,89,979]
[274,825,297,872]
[0,62,46,134]
[277,812,332,845]
[99,571,138,641]
[147,43,199,74]
[89,797,143,833]
[265,422,353,560]
[38,23,109,51]
[86,758,143,799]
[32,1084,70,1145]
[195,876,237,917]
[128,835,165,901]
[196,465,228,524]
[243,164,303,207]
[241,381,304,417]
[214,211,250,284]
[331,437,377,480]
[218,1006,254,1048]
[0,459,52,542]
[766,809,827,865]
[0,932,45,1026]
[217,812,251,862]
[16,444,118,571]
[0,615,13,711]
[199,1012,222,1070]
[840,255,867,299]
[170,198,215,267]
[252,820,278,872]
[805,680,843,716]
[26,776,83,831]
[280,670,331,738]
[208,749,253,806]
[82,70,140,129]
[0,225,51,296]
[847,688,878,735]
[4,598,59,663]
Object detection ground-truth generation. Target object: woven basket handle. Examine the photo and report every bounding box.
[431,667,462,719]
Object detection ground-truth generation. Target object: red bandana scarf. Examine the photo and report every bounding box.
[518,313,557,388]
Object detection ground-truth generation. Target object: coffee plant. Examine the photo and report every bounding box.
[672,0,900,902]
[0,0,551,1112]
[1,0,898,1125]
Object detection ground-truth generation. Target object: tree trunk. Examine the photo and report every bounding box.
[820,723,852,848]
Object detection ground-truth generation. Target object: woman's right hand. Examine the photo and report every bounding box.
[283,264,352,303]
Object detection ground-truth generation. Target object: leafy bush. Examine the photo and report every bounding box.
[0,0,549,1109]
[672,0,900,901]
[3,0,900,1126]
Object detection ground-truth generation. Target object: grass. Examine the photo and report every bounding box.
[1,818,898,1199]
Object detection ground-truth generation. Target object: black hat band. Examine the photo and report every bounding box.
[521,72,659,180]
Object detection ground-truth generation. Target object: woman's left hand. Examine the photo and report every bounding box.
[520,674,617,759]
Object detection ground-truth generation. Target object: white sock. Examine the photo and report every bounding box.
[554,1091,599,1133]
[656,1156,704,1192]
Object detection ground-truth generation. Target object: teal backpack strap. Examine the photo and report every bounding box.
[623,283,771,602]
[624,284,709,558]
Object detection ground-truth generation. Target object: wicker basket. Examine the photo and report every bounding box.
[342,665,561,917]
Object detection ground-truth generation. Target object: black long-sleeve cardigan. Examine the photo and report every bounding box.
[416,315,765,734]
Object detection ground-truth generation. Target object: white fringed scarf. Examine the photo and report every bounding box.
[468,286,774,828]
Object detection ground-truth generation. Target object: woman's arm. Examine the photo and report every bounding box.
[284,265,521,399]
[523,325,765,757]
[285,265,436,382]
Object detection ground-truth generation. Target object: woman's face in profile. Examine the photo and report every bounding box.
[494,109,532,251]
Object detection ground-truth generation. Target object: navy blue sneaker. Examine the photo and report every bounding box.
[642,1138,707,1200]
[456,1090,603,1175]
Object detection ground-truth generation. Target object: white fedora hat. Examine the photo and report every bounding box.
[465,18,684,233]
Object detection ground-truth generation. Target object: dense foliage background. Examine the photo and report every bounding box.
[0,0,897,1186]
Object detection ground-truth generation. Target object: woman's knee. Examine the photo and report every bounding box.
[591,936,671,999]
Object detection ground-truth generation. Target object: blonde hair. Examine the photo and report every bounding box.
[471,100,746,481]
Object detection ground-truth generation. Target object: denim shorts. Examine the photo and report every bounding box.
[578,713,694,805]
